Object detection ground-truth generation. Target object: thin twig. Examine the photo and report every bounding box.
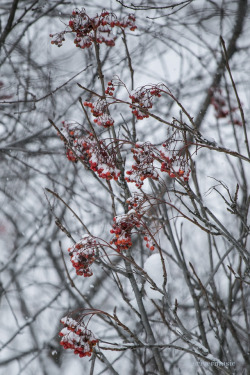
[220,36,250,158]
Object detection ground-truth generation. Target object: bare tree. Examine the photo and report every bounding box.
[0,1,249,374]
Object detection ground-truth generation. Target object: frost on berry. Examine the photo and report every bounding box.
[210,87,242,126]
[50,8,137,49]
[126,194,145,210]
[121,14,137,31]
[59,121,121,181]
[125,142,159,188]
[59,121,93,163]
[125,135,191,187]
[59,317,98,357]
[49,32,65,47]
[94,113,114,127]
[60,121,86,141]
[88,142,121,181]
[68,235,98,277]
[160,148,190,181]
[126,195,155,250]
[110,210,142,251]
[125,194,159,251]
[84,99,114,128]
[160,136,190,181]
[129,85,162,120]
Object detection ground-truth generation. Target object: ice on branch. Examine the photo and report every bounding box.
[59,317,98,357]
[68,235,98,277]
[50,8,137,49]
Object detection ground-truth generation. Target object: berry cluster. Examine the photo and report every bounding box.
[124,139,190,187]
[88,141,121,180]
[50,31,65,47]
[121,14,137,31]
[160,143,190,181]
[110,210,142,251]
[116,194,158,251]
[105,81,115,96]
[65,148,77,162]
[129,85,162,120]
[61,121,84,140]
[126,194,144,210]
[59,317,98,357]
[60,122,120,181]
[50,8,136,49]
[68,235,97,277]
[125,142,159,187]
[127,195,155,250]
[84,99,114,128]
[60,121,93,163]
[143,236,155,251]
[210,87,242,126]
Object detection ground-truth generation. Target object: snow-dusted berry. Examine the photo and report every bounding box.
[68,235,97,277]
[59,317,98,357]
[50,8,137,50]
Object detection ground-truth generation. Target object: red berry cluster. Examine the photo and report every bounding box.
[59,317,98,358]
[126,194,158,251]
[111,192,160,252]
[60,122,120,181]
[84,99,114,128]
[88,141,121,181]
[129,85,162,120]
[49,31,65,47]
[110,210,142,251]
[124,140,190,187]
[160,142,190,181]
[143,236,155,251]
[65,148,77,162]
[210,87,242,126]
[105,81,115,96]
[126,194,144,210]
[60,121,94,163]
[68,235,97,277]
[61,121,84,140]
[121,14,137,31]
[94,114,114,127]
[50,8,137,49]
[125,142,159,187]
